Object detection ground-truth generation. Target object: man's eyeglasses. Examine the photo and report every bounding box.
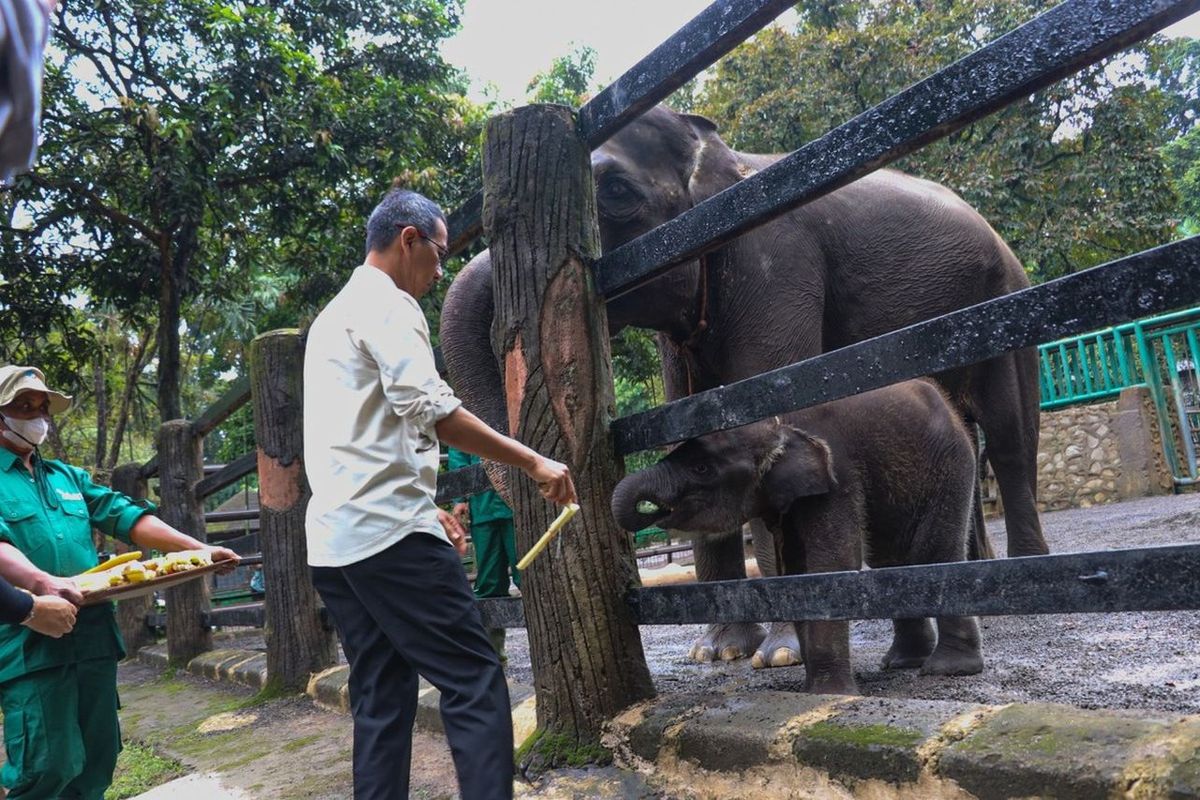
[419,234,449,265]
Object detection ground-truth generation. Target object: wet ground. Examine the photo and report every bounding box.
[502,491,1200,714]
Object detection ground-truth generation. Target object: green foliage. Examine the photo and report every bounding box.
[694,0,1183,283]
[1,0,486,466]
[515,727,612,773]
[104,741,185,800]
[526,45,597,106]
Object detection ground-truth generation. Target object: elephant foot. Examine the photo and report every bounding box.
[1008,542,1050,558]
[881,619,936,670]
[920,641,984,677]
[805,671,859,696]
[751,621,802,670]
[688,623,766,663]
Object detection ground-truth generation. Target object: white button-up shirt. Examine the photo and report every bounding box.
[303,265,461,567]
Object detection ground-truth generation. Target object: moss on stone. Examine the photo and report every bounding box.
[515,727,613,771]
[802,721,924,749]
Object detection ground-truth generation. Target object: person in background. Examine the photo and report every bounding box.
[304,188,575,800]
[0,365,240,800]
[448,446,520,661]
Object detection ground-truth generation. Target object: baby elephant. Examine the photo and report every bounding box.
[611,380,983,695]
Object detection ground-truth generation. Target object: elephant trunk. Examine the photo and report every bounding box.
[610,467,671,533]
[439,252,513,501]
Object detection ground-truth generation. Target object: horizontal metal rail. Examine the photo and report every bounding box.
[204,508,259,524]
[631,544,1200,623]
[612,236,1200,454]
[594,0,1200,299]
[477,543,1200,629]
[195,451,258,500]
[445,0,796,250]
[434,463,491,505]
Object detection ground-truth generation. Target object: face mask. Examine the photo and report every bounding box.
[1,415,49,449]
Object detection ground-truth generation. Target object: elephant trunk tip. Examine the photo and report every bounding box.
[611,495,671,533]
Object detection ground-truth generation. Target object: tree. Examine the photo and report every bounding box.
[526,44,596,106]
[1,0,484,438]
[694,0,1181,282]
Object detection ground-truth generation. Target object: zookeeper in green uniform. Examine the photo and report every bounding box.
[0,365,240,800]
[448,447,519,659]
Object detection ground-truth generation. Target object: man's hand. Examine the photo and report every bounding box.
[24,595,76,638]
[31,573,83,605]
[452,502,470,526]
[203,546,241,575]
[438,509,468,556]
[525,456,577,506]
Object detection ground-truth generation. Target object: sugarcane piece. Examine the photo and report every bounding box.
[516,503,580,571]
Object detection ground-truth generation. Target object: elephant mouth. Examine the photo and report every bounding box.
[631,498,672,527]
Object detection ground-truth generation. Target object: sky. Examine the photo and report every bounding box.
[441,2,1200,107]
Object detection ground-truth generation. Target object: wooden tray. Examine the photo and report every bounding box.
[80,562,224,606]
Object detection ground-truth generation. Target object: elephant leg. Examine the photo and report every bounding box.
[801,620,857,695]
[923,616,983,676]
[748,518,801,670]
[973,349,1049,557]
[967,424,996,561]
[904,458,984,677]
[881,618,936,670]
[798,511,858,694]
[688,528,765,663]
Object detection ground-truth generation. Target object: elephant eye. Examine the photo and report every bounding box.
[692,463,710,476]
[597,176,642,219]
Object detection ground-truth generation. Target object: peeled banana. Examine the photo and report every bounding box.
[83,551,142,575]
[75,549,214,593]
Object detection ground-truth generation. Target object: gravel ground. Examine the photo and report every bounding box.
[208,492,1200,715]
[501,491,1200,714]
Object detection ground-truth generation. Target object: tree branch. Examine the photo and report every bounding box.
[24,173,162,242]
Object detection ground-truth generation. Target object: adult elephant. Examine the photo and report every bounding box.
[439,105,1046,667]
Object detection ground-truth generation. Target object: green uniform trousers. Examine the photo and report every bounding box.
[0,658,121,800]
[471,519,520,599]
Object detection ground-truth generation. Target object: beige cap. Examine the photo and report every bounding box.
[0,365,72,414]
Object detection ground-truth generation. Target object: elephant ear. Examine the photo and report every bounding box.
[759,425,837,516]
[681,112,750,205]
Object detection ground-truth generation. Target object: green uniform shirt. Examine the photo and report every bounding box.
[0,448,154,684]
[446,448,513,524]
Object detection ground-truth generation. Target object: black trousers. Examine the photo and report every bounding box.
[312,533,513,800]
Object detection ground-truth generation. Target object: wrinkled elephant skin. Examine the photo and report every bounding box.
[439,105,1045,668]
[610,381,985,694]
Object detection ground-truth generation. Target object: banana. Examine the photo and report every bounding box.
[83,551,143,575]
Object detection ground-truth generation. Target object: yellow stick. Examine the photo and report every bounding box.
[82,551,142,575]
[516,503,580,571]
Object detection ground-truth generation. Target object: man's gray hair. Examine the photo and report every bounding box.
[365,188,446,255]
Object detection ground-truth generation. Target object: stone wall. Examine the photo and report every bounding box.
[1029,386,1174,512]
[984,387,1174,514]
[1036,399,1121,511]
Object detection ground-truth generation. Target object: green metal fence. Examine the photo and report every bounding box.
[1038,306,1200,484]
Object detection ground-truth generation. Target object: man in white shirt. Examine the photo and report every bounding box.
[305,188,575,800]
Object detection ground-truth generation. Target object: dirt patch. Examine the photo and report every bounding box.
[117,662,458,799]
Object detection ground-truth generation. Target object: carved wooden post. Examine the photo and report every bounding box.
[111,462,154,654]
[157,420,212,664]
[250,330,337,689]
[483,105,654,759]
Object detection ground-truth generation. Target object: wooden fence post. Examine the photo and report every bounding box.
[111,462,155,654]
[157,420,212,664]
[482,104,654,761]
[250,330,337,689]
